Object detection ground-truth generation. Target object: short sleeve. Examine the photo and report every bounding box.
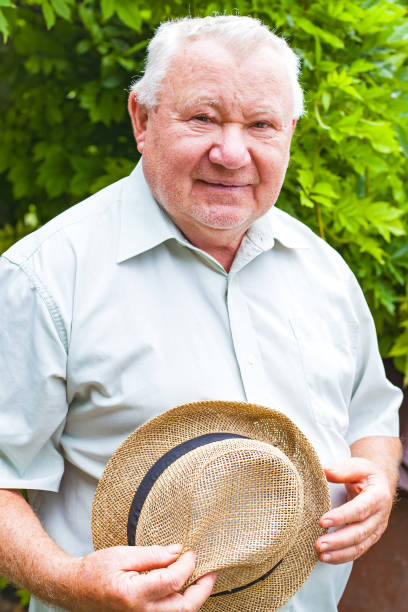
[346,271,402,446]
[0,256,68,491]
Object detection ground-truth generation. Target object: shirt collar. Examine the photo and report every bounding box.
[117,162,183,263]
[264,206,310,250]
[117,162,309,264]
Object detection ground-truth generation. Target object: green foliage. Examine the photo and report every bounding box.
[0,573,30,608]
[0,0,407,390]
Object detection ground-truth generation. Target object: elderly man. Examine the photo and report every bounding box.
[0,15,402,612]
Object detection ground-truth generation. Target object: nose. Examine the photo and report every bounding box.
[208,124,251,169]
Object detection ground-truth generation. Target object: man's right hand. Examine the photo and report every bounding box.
[67,544,217,612]
[0,490,216,612]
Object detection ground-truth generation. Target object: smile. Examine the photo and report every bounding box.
[198,180,250,191]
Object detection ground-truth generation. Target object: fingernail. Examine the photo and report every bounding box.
[321,553,331,562]
[319,542,328,551]
[321,519,333,527]
[166,544,182,554]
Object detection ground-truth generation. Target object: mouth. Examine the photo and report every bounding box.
[197,179,250,191]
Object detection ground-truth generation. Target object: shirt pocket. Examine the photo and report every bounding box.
[289,314,358,433]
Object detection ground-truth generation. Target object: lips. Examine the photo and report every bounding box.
[197,179,250,189]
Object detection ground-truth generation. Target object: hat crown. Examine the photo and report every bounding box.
[135,438,304,592]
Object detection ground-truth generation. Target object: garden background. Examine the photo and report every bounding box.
[0,0,407,609]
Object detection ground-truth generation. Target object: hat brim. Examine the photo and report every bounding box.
[92,401,330,611]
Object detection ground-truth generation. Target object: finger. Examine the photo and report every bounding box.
[320,490,375,528]
[121,544,182,572]
[316,516,382,553]
[140,550,197,600]
[181,572,218,608]
[317,534,379,565]
[324,459,374,484]
[153,572,217,612]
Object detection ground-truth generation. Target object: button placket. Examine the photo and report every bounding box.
[226,274,271,406]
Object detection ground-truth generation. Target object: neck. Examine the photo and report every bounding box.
[178,225,245,272]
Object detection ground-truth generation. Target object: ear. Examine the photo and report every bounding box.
[128,92,149,154]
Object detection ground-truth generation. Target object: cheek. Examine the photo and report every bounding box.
[172,136,211,167]
[258,145,290,180]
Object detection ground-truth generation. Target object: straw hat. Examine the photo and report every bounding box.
[92,401,330,611]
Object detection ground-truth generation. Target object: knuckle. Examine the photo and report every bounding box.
[150,544,166,559]
[167,569,185,593]
[143,545,164,565]
[325,553,344,566]
[156,568,183,593]
[354,541,366,559]
[332,556,346,566]
[356,501,370,522]
[371,527,382,545]
[355,526,368,544]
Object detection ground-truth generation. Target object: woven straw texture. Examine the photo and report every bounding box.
[92,401,331,611]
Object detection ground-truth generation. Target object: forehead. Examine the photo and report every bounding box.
[158,38,293,115]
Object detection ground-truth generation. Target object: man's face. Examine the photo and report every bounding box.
[129,39,296,244]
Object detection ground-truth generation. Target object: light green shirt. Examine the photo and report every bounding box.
[0,162,401,611]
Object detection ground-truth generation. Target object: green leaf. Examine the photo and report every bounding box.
[42,0,56,29]
[389,327,408,358]
[387,262,405,286]
[76,39,91,54]
[101,0,115,21]
[312,182,339,199]
[0,0,14,7]
[297,168,314,191]
[0,8,9,42]
[50,0,71,21]
[365,201,405,242]
[300,191,314,208]
[297,17,344,49]
[387,20,408,43]
[115,0,141,31]
[396,124,408,158]
[91,156,135,192]
[348,59,375,75]
[0,576,9,589]
[310,194,334,207]
[390,243,408,261]
[117,57,135,71]
[355,236,385,264]
[124,39,149,56]
[319,61,339,72]
[321,92,331,111]
[16,588,31,607]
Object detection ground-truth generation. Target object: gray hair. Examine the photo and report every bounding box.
[131,15,304,119]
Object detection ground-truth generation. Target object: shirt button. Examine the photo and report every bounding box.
[248,354,255,366]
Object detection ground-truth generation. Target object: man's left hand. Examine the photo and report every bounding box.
[315,457,394,564]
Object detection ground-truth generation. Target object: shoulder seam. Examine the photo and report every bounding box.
[2,256,69,354]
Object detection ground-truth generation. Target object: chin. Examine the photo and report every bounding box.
[191,204,253,231]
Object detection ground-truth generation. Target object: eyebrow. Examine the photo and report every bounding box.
[178,98,220,113]
[252,107,275,115]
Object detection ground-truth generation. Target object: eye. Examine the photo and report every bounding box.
[252,121,270,129]
[193,115,212,122]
